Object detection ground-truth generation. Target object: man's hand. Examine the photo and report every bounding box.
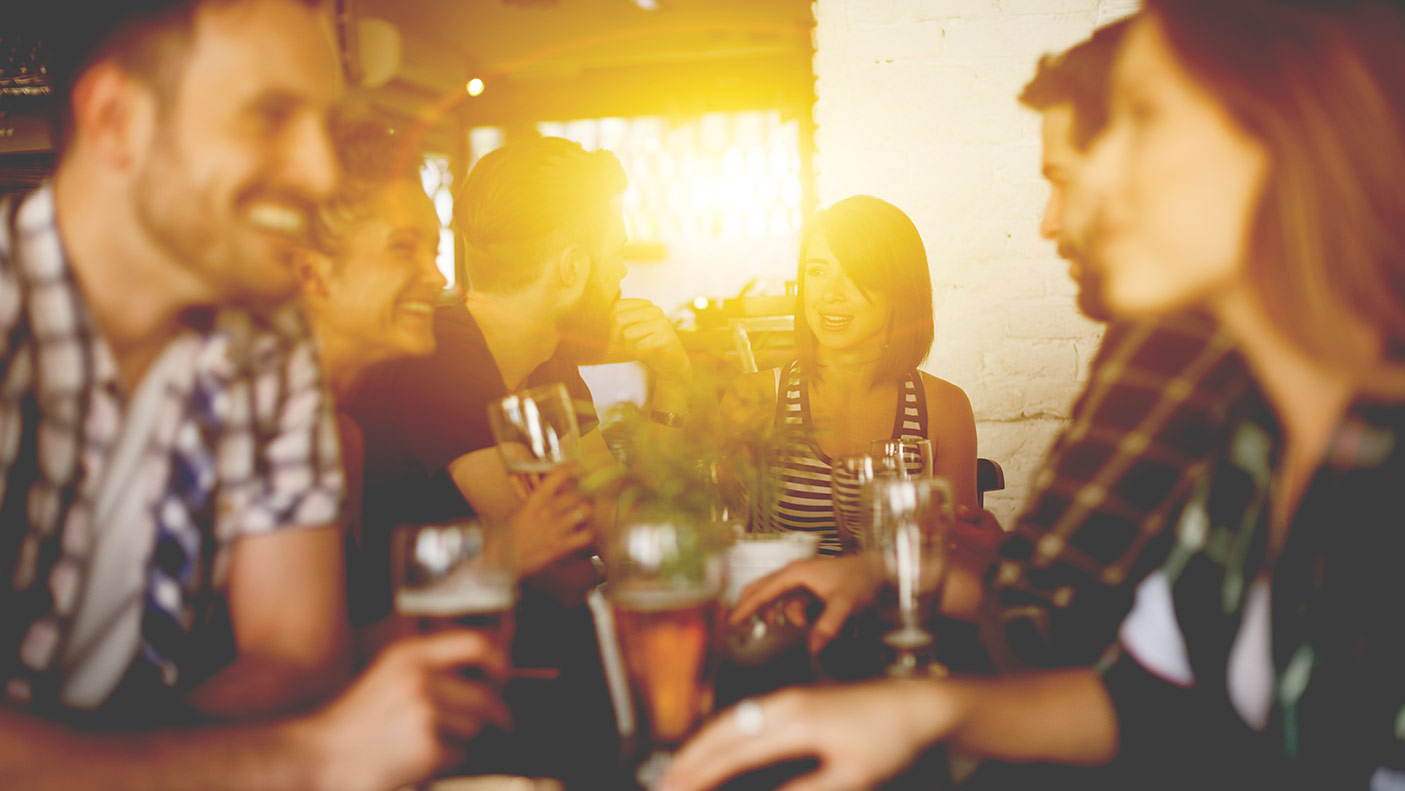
[507,465,594,576]
[305,630,511,791]
[611,298,692,408]
[729,555,881,654]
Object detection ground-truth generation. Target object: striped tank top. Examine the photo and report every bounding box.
[769,360,928,556]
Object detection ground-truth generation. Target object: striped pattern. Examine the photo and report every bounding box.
[769,360,927,556]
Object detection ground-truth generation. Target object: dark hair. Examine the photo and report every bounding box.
[307,112,423,266]
[1146,0,1405,376]
[795,195,934,383]
[1019,18,1134,150]
[38,0,320,149]
[455,136,628,293]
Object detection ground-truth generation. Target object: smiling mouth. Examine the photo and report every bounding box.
[398,300,436,318]
[818,313,852,332]
[246,202,308,238]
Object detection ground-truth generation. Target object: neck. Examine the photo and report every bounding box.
[1213,287,1358,504]
[465,288,560,391]
[311,324,367,401]
[814,342,886,395]
[53,158,213,388]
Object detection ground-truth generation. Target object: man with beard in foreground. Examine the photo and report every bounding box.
[346,135,693,783]
[0,2,510,789]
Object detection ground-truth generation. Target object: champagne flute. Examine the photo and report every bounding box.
[870,438,934,479]
[488,383,582,492]
[603,518,725,787]
[864,477,954,677]
[830,453,902,553]
[393,519,517,654]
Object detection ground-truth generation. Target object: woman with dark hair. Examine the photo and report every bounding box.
[661,2,1405,790]
[724,195,977,556]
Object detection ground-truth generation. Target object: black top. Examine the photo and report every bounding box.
[345,302,598,625]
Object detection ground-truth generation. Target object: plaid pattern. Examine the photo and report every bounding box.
[1102,396,1405,788]
[982,314,1251,669]
[0,185,345,711]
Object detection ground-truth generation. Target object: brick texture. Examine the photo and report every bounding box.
[814,0,1135,525]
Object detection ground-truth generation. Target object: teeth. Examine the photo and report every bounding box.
[820,314,851,330]
[399,302,434,316]
[246,204,305,235]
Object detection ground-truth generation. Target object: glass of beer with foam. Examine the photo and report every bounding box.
[393,519,516,653]
[603,518,725,786]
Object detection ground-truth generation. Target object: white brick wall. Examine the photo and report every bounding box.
[814,0,1136,525]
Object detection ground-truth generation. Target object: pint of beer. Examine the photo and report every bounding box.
[393,520,516,651]
[603,519,725,749]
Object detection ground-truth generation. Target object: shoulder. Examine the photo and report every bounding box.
[916,371,973,420]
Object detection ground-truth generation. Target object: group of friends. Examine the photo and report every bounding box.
[1,0,1403,790]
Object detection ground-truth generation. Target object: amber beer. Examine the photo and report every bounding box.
[395,580,516,652]
[612,586,721,745]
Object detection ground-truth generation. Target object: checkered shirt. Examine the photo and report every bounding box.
[982,314,1252,670]
[0,185,345,713]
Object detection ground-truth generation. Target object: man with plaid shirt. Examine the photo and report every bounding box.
[0,3,511,790]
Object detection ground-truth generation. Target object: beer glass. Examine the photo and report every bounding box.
[488,383,582,491]
[393,519,516,653]
[870,438,934,479]
[830,453,902,553]
[865,477,954,677]
[603,518,724,786]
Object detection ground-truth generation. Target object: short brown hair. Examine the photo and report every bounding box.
[1019,18,1134,150]
[795,195,934,383]
[1147,0,1405,377]
[455,136,628,293]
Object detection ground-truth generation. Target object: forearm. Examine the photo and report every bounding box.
[940,554,987,622]
[0,710,323,791]
[186,650,350,719]
[911,670,1118,766]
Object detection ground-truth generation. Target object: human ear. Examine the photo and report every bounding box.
[69,62,157,170]
[294,248,334,300]
[556,244,592,289]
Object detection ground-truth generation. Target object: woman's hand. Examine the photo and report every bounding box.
[729,555,881,654]
[659,680,964,791]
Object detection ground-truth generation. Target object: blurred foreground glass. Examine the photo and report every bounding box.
[393,520,517,653]
[488,384,582,488]
[604,519,724,786]
[866,477,954,677]
[831,453,902,553]
[870,438,934,479]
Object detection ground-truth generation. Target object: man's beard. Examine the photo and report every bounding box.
[558,282,617,365]
[1060,239,1112,323]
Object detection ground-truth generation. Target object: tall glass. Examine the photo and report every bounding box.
[830,453,902,553]
[488,383,582,491]
[603,518,724,787]
[870,438,934,479]
[865,477,954,677]
[393,519,517,653]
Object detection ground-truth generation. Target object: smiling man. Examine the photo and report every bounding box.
[0,3,509,789]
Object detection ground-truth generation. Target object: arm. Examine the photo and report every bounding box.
[0,632,510,791]
[659,670,1118,791]
[921,373,978,513]
[728,555,879,654]
[186,525,350,718]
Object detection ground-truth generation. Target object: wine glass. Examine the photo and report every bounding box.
[488,383,582,490]
[392,519,517,653]
[602,518,725,788]
[870,438,934,479]
[830,453,903,553]
[864,477,954,677]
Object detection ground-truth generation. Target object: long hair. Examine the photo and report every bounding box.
[307,112,423,267]
[1147,0,1405,376]
[795,196,934,383]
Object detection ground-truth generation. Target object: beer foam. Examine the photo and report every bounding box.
[396,583,514,616]
[610,586,718,612]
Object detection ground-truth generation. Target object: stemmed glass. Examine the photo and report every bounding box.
[830,453,903,553]
[864,477,954,677]
[392,519,517,652]
[602,518,725,788]
[870,438,934,479]
[488,383,582,490]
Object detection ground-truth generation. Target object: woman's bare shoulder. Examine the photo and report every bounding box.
[917,371,975,424]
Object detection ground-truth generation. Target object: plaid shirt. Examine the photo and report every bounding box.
[0,186,345,714]
[1101,395,1405,789]
[982,314,1251,670]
